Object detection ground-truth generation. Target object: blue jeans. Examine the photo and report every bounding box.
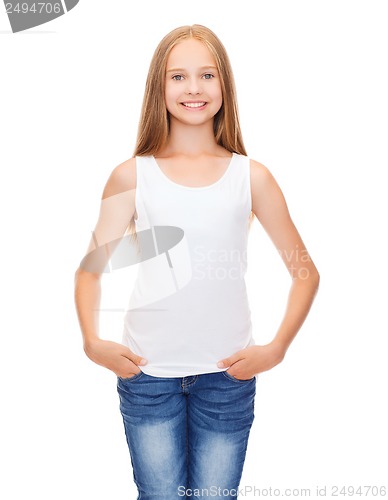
[117,370,256,499]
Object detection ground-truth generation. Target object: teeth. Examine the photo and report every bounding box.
[182,102,206,108]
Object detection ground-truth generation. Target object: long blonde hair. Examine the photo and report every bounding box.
[127,24,254,241]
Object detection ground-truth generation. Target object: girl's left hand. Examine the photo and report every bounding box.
[217,343,285,380]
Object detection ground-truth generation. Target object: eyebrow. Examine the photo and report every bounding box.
[166,65,218,73]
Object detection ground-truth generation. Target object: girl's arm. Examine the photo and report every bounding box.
[217,160,320,378]
[74,158,147,378]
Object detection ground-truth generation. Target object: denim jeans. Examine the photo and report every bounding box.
[117,370,256,499]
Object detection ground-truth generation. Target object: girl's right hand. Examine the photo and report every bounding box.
[83,338,147,378]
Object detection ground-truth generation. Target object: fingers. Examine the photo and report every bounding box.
[218,357,236,368]
[117,350,147,379]
[121,347,148,366]
[217,351,241,368]
[118,367,141,378]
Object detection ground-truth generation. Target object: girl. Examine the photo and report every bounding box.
[74,24,320,499]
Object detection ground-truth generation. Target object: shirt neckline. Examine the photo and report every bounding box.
[149,153,236,191]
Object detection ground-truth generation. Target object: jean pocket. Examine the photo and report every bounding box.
[222,370,255,383]
[118,370,144,383]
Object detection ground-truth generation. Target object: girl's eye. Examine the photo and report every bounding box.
[171,74,214,81]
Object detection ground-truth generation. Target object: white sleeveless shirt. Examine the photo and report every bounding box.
[121,153,256,377]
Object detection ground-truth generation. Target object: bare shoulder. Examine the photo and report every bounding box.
[102,157,137,199]
[250,158,285,191]
[249,158,289,220]
[249,158,275,185]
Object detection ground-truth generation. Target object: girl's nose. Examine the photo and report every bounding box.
[185,78,202,95]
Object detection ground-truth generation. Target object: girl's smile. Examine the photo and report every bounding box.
[180,101,208,110]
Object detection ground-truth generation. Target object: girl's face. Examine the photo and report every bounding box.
[164,38,223,127]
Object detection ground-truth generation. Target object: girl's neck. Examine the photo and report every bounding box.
[158,117,223,158]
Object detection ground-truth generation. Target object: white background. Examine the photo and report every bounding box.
[1,1,387,498]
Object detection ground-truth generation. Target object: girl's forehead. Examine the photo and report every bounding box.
[167,38,216,68]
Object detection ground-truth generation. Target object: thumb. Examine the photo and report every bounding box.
[217,352,240,369]
[123,347,148,366]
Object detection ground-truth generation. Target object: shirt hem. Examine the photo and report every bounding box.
[139,366,229,378]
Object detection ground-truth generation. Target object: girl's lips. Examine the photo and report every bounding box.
[180,102,208,110]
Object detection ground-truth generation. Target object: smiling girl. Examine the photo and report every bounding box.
[74,24,320,499]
